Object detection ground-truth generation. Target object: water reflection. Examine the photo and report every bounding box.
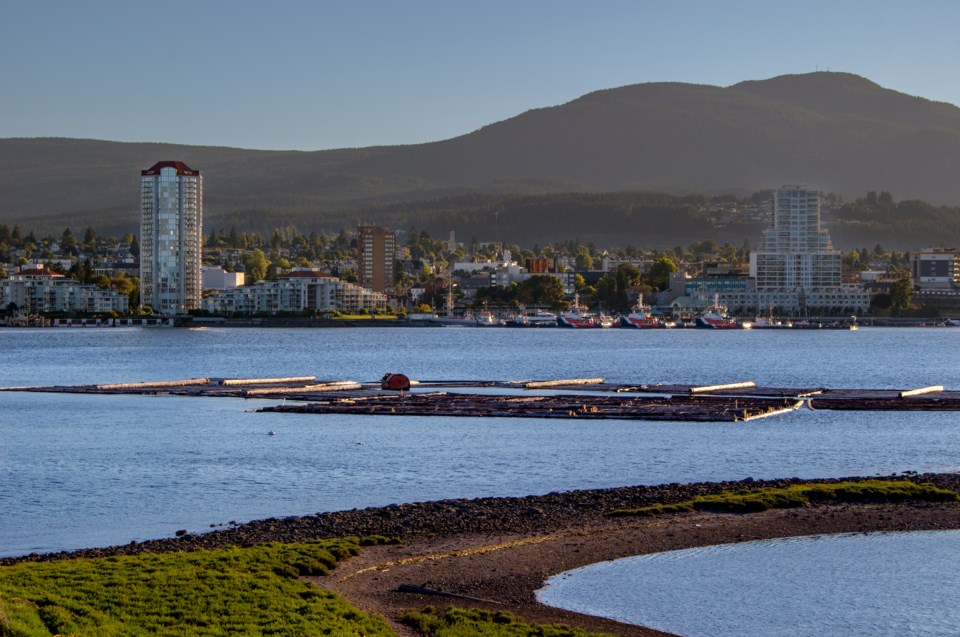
[538,530,960,637]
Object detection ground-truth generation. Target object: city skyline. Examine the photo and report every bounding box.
[2,1,959,151]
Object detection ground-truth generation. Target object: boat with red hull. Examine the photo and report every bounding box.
[695,300,742,329]
[558,294,600,328]
[558,312,600,328]
[620,296,665,328]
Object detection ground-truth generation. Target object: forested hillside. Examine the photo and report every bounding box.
[3,71,960,247]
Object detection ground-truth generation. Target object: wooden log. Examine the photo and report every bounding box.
[220,376,316,386]
[737,401,803,422]
[899,385,944,398]
[689,381,756,394]
[243,382,362,396]
[95,378,209,390]
[523,378,605,389]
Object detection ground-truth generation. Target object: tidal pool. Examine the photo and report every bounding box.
[538,530,960,637]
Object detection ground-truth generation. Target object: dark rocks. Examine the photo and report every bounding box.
[4,472,960,567]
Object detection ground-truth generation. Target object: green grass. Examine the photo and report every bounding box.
[608,480,959,517]
[400,607,616,637]
[0,538,395,636]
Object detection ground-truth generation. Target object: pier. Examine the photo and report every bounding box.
[5,375,960,422]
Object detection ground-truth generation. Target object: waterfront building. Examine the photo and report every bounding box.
[750,185,869,315]
[201,270,387,316]
[357,225,396,294]
[910,248,960,290]
[0,266,128,314]
[139,161,203,314]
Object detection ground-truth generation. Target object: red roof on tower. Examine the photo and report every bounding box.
[141,161,199,176]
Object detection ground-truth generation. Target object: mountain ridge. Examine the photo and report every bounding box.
[2,71,960,240]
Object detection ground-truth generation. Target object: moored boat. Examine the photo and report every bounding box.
[558,294,599,328]
[518,310,559,327]
[558,310,600,328]
[695,297,741,329]
[620,296,664,329]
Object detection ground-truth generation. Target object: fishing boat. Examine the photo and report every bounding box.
[557,294,599,328]
[695,296,741,329]
[620,295,663,329]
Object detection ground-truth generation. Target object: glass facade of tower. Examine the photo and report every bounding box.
[750,185,867,314]
[140,161,202,314]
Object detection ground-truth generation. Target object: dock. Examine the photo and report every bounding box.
[4,376,960,421]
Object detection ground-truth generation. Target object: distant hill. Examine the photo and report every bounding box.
[2,71,960,245]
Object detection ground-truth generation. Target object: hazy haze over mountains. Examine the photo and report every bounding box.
[2,72,959,239]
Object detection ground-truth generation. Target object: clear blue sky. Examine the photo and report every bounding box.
[2,0,958,151]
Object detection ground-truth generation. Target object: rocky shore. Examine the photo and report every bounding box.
[4,472,960,567]
[6,473,960,636]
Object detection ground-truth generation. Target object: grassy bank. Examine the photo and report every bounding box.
[0,539,622,637]
[0,538,392,636]
[609,480,959,517]
[401,607,615,637]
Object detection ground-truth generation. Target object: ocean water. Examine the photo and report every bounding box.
[538,530,960,637]
[2,326,960,556]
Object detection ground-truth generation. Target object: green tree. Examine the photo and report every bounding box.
[595,264,643,312]
[889,278,913,316]
[647,257,679,290]
[515,275,566,307]
[243,249,269,283]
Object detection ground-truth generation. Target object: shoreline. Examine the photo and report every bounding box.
[5,473,960,635]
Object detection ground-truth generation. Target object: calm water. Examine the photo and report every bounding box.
[538,530,960,637]
[2,326,960,557]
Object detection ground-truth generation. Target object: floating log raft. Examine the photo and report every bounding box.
[3,376,365,401]
[5,377,960,418]
[257,392,802,422]
[808,387,960,411]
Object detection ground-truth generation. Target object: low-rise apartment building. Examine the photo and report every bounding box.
[201,270,387,315]
[1,266,129,314]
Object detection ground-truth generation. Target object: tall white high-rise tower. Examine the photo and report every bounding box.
[750,185,867,315]
[139,161,203,314]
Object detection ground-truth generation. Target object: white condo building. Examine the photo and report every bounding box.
[0,266,129,314]
[139,161,203,314]
[750,185,869,315]
[201,270,388,316]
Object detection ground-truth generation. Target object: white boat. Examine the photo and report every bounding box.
[512,310,558,327]
[597,314,617,329]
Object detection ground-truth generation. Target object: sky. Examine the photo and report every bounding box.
[2,0,959,151]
